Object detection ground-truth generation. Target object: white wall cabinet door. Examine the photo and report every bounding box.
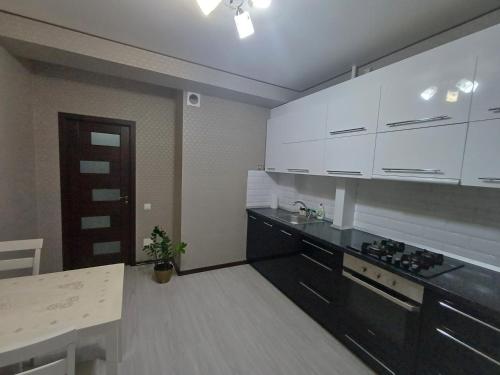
[281,104,327,144]
[378,46,476,132]
[469,27,500,122]
[264,117,284,172]
[323,134,376,179]
[373,124,467,183]
[326,76,380,138]
[462,119,500,188]
[282,140,324,175]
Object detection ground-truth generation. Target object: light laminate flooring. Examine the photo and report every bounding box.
[118,264,373,375]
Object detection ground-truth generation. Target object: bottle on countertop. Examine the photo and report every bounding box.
[316,203,325,220]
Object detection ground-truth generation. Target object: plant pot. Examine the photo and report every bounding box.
[154,263,174,284]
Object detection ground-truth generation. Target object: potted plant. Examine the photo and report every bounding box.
[142,226,187,284]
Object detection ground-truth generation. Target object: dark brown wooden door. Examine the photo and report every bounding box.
[59,113,136,269]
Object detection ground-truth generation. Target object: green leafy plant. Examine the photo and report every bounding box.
[142,226,187,270]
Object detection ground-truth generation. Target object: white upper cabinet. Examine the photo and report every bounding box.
[282,140,324,176]
[265,117,285,172]
[281,104,328,143]
[326,75,381,138]
[469,27,500,122]
[323,134,376,179]
[378,45,476,132]
[373,124,467,183]
[462,119,500,188]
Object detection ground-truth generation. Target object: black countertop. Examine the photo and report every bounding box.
[247,207,500,319]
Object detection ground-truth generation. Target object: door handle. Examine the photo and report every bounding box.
[329,127,367,135]
[386,115,451,127]
[382,168,443,175]
[342,270,420,312]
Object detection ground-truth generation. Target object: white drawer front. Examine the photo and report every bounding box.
[373,124,467,182]
[462,119,500,188]
[323,134,376,179]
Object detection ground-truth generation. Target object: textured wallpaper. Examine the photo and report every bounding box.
[0,47,38,241]
[180,93,269,271]
[32,63,177,272]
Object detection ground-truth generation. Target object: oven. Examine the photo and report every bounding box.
[340,254,424,375]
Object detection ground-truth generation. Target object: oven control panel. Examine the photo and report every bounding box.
[343,254,424,303]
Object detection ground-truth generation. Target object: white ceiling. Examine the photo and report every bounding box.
[0,0,499,92]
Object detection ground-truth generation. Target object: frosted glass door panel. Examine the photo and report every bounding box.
[91,132,120,147]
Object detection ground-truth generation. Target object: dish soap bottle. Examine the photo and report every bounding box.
[317,203,325,220]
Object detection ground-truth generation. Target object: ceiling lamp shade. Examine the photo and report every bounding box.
[251,0,272,8]
[234,8,255,39]
[197,0,222,15]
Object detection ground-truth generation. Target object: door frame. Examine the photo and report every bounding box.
[58,112,136,269]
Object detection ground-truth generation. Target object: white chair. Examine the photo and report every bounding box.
[0,239,43,276]
[0,329,76,375]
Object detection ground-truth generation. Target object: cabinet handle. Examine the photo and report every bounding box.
[280,229,292,237]
[436,328,500,368]
[287,169,309,173]
[326,170,362,175]
[263,222,273,228]
[382,168,443,175]
[488,107,500,113]
[301,239,333,255]
[266,167,276,171]
[329,127,367,135]
[478,177,500,183]
[439,301,500,333]
[386,115,451,127]
[342,271,419,312]
[344,335,396,375]
[300,253,333,272]
[299,282,331,304]
[249,215,257,220]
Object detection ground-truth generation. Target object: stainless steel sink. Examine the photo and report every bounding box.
[272,213,323,225]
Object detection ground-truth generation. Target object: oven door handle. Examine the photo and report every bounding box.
[342,270,420,312]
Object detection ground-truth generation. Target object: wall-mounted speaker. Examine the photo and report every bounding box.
[187,92,201,107]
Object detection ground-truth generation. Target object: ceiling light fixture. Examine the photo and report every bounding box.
[250,0,272,8]
[234,8,254,38]
[196,0,222,16]
[196,0,271,38]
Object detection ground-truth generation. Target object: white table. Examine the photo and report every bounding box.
[0,263,124,375]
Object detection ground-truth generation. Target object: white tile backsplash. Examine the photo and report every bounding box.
[246,171,276,208]
[246,172,336,219]
[354,179,500,269]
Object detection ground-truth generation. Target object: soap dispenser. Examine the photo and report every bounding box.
[317,203,325,220]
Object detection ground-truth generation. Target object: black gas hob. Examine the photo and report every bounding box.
[349,238,464,278]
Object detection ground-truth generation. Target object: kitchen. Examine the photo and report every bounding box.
[246,14,500,375]
[0,1,499,374]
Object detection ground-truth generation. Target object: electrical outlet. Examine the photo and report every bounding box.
[143,238,152,246]
[144,203,152,210]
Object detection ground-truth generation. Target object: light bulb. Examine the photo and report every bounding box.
[234,9,255,39]
[196,0,222,16]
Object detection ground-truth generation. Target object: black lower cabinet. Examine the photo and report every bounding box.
[417,290,500,375]
[246,213,343,335]
[293,237,343,334]
[246,213,298,299]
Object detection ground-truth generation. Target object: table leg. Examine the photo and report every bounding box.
[105,322,121,375]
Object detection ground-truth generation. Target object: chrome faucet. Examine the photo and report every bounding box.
[293,200,308,211]
[293,200,313,219]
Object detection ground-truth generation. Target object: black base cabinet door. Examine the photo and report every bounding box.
[417,290,500,375]
[246,214,344,335]
[246,213,298,299]
[293,237,343,334]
